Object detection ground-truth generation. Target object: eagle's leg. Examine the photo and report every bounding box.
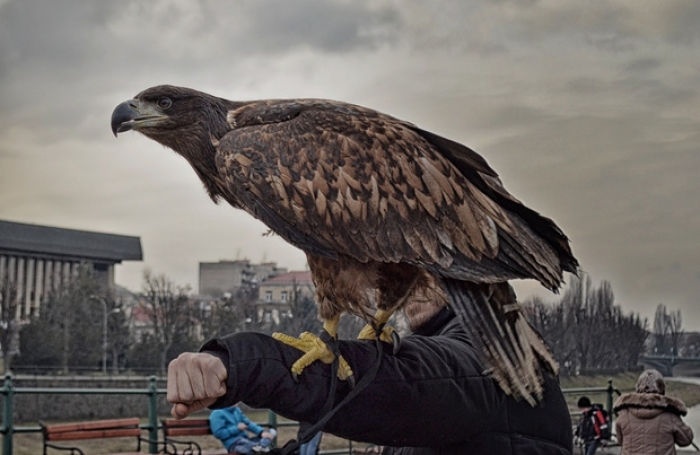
[357,309,397,343]
[272,314,353,381]
[355,264,425,349]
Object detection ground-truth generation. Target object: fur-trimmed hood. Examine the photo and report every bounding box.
[614,392,694,455]
[614,392,687,419]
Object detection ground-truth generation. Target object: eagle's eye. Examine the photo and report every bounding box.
[157,97,173,110]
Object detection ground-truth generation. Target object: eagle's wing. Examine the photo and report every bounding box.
[410,126,577,277]
[217,99,572,404]
[214,99,566,288]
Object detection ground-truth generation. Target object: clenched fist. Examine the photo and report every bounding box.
[167,352,228,419]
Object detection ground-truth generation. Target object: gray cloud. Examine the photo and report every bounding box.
[1,0,699,328]
[623,58,662,74]
[240,0,401,53]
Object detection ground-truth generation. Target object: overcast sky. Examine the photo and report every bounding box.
[1,0,698,328]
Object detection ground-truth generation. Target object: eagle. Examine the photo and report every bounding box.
[112,85,577,404]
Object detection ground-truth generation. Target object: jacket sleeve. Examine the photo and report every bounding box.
[201,329,507,447]
[244,415,265,436]
[592,413,602,439]
[614,418,623,446]
[209,410,235,440]
[672,416,694,447]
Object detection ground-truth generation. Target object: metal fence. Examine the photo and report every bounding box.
[0,374,620,455]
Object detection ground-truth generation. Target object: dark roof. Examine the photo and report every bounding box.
[0,219,142,263]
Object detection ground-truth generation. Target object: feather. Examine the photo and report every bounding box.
[454,202,486,255]
[269,174,290,208]
[420,157,455,203]
[420,166,444,206]
[388,194,410,220]
[315,189,327,218]
[338,168,363,192]
[402,192,418,211]
[366,175,380,217]
[414,189,438,218]
[345,187,363,219]
[403,165,424,190]
[465,180,515,235]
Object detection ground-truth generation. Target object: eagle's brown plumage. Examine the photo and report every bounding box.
[112,85,578,404]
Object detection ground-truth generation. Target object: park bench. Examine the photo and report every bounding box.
[161,418,228,455]
[39,417,157,455]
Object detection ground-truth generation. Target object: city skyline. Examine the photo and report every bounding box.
[1,1,699,327]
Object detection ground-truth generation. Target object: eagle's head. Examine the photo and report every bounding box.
[111,85,241,200]
[111,85,235,158]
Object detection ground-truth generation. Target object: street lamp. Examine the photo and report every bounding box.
[89,295,120,374]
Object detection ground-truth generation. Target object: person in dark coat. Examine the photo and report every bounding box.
[167,302,573,455]
[574,396,602,455]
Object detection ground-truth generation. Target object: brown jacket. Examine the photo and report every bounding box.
[614,392,694,455]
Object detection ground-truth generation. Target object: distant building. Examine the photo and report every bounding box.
[257,271,314,325]
[198,259,287,297]
[0,219,143,319]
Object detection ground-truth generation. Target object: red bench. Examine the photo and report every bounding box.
[40,417,156,455]
[161,419,228,455]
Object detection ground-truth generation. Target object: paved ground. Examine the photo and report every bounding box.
[591,445,699,454]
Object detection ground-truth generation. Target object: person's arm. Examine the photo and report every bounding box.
[592,413,602,439]
[673,416,694,447]
[614,418,623,446]
[170,329,504,447]
[209,411,235,440]
[242,413,265,436]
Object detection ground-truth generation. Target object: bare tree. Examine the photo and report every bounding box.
[653,304,670,355]
[652,304,684,357]
[668,309,683,356]
[526,295,574,373]
[13,265,104,374]
[141,270,196,375]
[277,281,322,336]
[201,293,249,339]
[0,276,19,373]
[106,299,129,373]
[652,303,685,357]
[42,267,103,373]
[679,332,700,357]
[525,275,647,375]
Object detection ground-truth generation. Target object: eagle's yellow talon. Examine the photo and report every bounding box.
[272,330,354,381]
[271,331,308,349]
[336,356,354,381]
[358,324,396,344]
[358,309,398,344]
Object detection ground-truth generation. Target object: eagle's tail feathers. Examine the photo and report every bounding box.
[444,279,558,405]
[461,284,532,402]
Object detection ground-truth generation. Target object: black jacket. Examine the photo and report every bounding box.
[202,308,573,455]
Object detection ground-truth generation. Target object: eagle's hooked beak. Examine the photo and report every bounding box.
[111,99,168,137]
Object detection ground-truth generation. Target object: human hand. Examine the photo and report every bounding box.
[167,352,228,419]
[237,422,248,430]
[261,431,274,439]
